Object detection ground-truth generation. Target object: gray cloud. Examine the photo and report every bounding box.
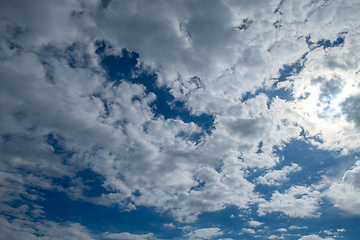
[342,95,360,129]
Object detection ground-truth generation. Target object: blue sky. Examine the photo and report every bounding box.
[1,0,360,239]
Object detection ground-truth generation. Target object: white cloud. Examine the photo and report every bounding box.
[269,235,285,239]
[298,235,334,240]
[258,185,322,218]
[248,220,263,227]
[325,161,360,215]
[289,226,308,230]
[276,228,287,232]
[286,30,360,152]
[0,216,95,240]
[257,163,301,186]
[163,223,175,228]
[186,227,223,239]
[242,228,255,234]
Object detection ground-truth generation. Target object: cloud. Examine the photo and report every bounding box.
[0,216,95,240]
[287,30,360,152]
[101,232,157,240]
[186,227,223,239]
[325,160,360,215]
[258,185,321,218]
[289,226,308,230]
[268,235,285,239]
[242,228,255,234]
[257,163,301,186]
[342,95,360,129]
[248,220,263,227]
[298,235,334,240]
[163,223,175,228]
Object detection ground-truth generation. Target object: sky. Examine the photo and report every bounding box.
[0,0,360,239]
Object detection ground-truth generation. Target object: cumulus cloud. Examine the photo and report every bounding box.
[289,226,308,230]
[248,220,263,227]
[342,95,360,129]
[186,227,223,239]
[258,185,322,218]
[242,228,256,234]
[268,235,285,239]
[163,223,175,228]
[325,160,360,215]
[288,31,360,152]
[257,163,301,186]
[0,216,95,240]
[298,235,334,240]
[1,0,360,238]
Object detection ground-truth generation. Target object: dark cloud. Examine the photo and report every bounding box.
[342,95,360,128]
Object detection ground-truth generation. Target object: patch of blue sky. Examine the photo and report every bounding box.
[241,87,294,106]
[237,18,253,31]
[76,169,109,198]
[306,34,346,50]
[51,169,109,198]
[33,188,181,239]
[247,139,354,199]
[275,54,307,87]
[253,208,359,239]
[192,201,360,239]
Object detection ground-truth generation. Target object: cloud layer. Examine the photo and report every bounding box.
[1,0,360,239]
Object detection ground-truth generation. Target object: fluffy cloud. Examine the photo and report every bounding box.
[242,228,256,234]
[257,163,301,186]
[186,227,223,239]
[248,220,263,227]
[298,235,334,240]
[1,0,360,238]
[0,216,95,240]
[268,235,285,239]
[258,185,322,218]
[287,30,360,152]
[325,160,360,215]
